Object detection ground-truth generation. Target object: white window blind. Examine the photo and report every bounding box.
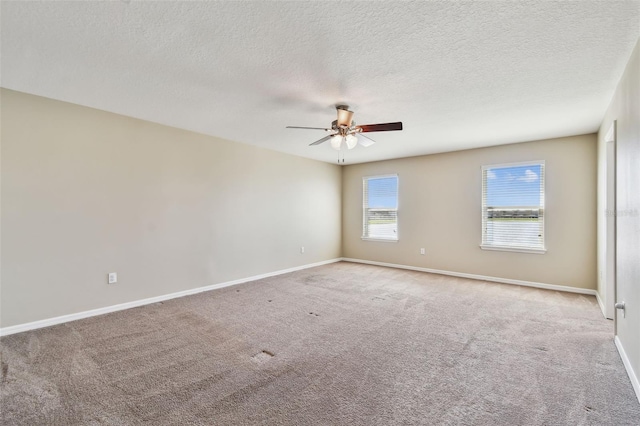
[362,174,398,241]
[481,162,545,253]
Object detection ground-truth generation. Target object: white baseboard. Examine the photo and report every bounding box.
[341,258,597,296]
[595,291,611,319]
[615,336,640,404]
[0,257,599,336]
[0,258,342,337]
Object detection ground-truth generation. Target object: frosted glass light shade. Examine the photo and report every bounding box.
[345,134,358,149]
[330,135,343,150]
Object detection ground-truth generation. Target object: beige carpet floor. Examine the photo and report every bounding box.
[1,261,639,425]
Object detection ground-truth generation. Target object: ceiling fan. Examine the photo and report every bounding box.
[286,105,403,150]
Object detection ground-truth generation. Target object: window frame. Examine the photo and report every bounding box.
[480,160,546,254]
[362,173,399,242]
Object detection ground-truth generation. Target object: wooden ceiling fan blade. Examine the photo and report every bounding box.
[358,122,403,133]
[286,126,331,131]
[357,133,376,147]
[309,135,333,146]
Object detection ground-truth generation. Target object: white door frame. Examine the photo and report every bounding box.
[604,121,616,320]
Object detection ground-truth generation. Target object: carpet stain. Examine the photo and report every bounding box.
[70,351,98,376]
[1,361,7,383]
[385,293,406,300]
[27,335,41,359]
[251,350,275,363]
[302,275,321,284]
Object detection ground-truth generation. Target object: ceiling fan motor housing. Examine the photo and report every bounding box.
[336,105,354,128]
[331,120,357,136]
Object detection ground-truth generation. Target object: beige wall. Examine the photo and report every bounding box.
[342,135,597,289]
[0,88,603,329]
[0,89,342,327]
[598,37,640,393]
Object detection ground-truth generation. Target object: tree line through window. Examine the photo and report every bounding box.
[481,162,545,252]
[362,174,398,241]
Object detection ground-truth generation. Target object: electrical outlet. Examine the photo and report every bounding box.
[300,246,305,254]
[108,272,117,284]
[420,248,425,255]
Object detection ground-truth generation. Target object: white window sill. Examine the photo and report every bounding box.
[362,237,398,243]
[480,244,546,254]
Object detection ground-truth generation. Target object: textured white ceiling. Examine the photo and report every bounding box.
[2,1,639,164]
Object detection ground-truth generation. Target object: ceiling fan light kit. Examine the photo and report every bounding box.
[345,134,358,149]
[286,105,403,151]
[331,133,358,151]
[330,134,343,150]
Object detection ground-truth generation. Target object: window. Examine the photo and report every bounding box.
[362,174,398,241]
[481,161,545,253]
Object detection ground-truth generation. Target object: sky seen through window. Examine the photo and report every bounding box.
[486,165,542,207]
